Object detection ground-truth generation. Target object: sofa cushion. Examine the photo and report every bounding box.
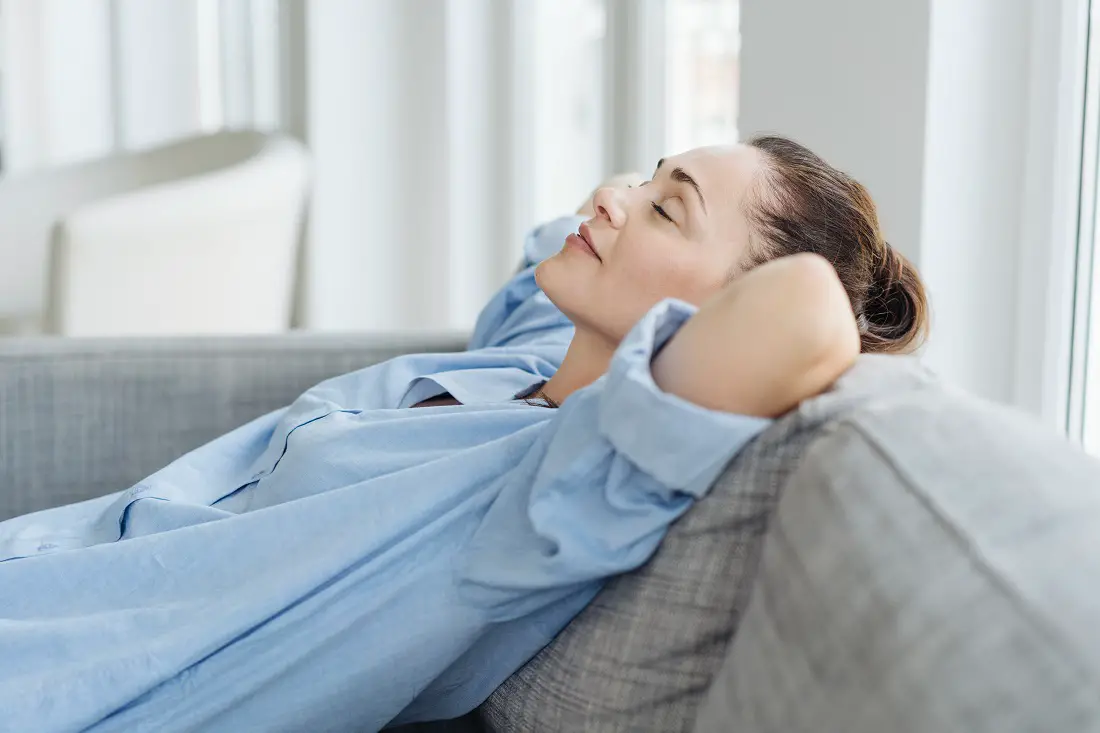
[481,356,935,732]
[693,377,1100,732]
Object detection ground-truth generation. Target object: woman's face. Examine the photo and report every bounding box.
[536,144,766,344]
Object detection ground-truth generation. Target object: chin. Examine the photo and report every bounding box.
[537,261,639,345]
[534,255,569,305]
[535,256,588,321]
[534,252,571,296]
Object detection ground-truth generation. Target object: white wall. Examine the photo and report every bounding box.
[739,0,931,266]
[740,0,1052,410]
[919,0,1033,407]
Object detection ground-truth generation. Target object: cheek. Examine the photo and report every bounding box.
[537,229,734,344]
[534,252,601,322]
[606,234,725,307]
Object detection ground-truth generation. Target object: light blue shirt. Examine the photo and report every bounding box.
[0,216,770,732]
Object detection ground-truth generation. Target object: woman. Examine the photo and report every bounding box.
[0,136,927,732]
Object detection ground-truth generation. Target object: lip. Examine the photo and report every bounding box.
[572,223,601,262]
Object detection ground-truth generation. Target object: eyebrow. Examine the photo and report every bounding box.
[655,158,707,214]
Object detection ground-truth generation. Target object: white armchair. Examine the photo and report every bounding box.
[0,131,310,336]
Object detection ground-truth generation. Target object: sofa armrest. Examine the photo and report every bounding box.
[0,330,467,520]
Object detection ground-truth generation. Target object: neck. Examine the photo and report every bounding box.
[540,327,618,406]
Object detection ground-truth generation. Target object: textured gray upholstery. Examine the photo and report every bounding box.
[694,365,1100,732]
[0,332,466,520]
[480,356,935,732]
[15,340,1030,733]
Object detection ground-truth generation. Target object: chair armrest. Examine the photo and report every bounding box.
[0,330,467,520]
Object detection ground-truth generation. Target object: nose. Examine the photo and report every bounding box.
[592,186,627,229]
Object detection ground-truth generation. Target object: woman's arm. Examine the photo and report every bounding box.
[652,253,860,418]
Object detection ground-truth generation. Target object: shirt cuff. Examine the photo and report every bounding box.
[597,298,772,497]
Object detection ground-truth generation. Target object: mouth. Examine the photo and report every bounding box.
[570,222,602,262]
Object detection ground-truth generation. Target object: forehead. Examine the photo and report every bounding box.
[661,144,764,204]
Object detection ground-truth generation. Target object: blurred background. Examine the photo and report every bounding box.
[0,0,739,339]
[1,0,1099,455]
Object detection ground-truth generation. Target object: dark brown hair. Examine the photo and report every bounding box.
[744,135,929,354]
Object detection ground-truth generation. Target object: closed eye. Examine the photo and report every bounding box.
[651,201,674,223]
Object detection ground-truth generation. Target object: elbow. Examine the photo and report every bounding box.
[649,252,861,418]
[784,254,861,398]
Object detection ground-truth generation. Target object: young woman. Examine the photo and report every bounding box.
[0,136,928,732]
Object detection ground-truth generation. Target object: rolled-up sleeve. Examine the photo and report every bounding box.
[457,298,772,621]
[597,298,771,496]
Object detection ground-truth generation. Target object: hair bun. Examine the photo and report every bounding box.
[860,242,928,353]
[744,135,931,355]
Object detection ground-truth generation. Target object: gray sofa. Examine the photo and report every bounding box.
[3,334,1100,732]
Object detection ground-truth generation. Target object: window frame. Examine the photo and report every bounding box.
[1014,0,1091,438]
[1071,0,1098,445]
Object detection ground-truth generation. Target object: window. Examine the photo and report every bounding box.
[529,0,608,226]
[525,0,741,225]
[665,0,741,154]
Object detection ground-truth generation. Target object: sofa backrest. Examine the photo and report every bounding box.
[481,355,936,732]
[694,362,1100,731]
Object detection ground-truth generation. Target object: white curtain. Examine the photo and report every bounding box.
[292,0,651,332]
[0,0,278,171]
